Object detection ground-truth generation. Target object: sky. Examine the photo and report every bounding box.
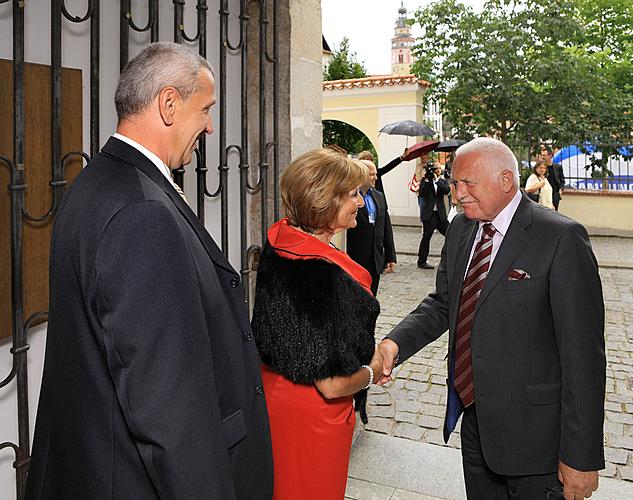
[321,0,486,76]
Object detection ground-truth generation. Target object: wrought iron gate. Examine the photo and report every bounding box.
[0,1,280,498]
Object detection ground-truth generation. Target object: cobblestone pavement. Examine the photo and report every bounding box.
[366,225,633,482]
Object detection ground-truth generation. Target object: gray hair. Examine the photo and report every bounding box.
[454,137,519,187]
[114,42,214,121]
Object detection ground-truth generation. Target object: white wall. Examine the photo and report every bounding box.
[379,107,423,218]
[0,1,244,496]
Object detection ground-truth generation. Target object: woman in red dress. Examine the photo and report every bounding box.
[252,149,383,499]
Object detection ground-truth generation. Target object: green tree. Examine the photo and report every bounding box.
[410,0,632,149]
[323,37,367,81]
[322,38,374,155]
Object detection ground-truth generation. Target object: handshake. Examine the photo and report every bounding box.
[368,339,400,386]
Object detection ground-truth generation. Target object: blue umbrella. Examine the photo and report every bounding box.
[552,144,595,163]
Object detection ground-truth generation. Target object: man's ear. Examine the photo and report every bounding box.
[158,86,178,126]
[501,169,515,192]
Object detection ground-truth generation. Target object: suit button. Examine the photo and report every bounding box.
[255,386,264,396]
[230,277,240,288]
[243,331,253,341]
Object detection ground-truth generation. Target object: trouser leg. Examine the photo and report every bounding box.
[461,406,561,500]
[460,406,508,500]
[370,273,380,296]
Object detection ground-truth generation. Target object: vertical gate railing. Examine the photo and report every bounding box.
[1,1,280,498]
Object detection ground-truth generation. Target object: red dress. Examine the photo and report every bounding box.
[261,219,374,500]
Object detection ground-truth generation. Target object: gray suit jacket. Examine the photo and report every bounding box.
[387,194,605,475]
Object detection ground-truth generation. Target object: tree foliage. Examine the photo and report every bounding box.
[322,120,376,159]
[322,39,373,155]
[323,37,368,81]
[410,0,633,146]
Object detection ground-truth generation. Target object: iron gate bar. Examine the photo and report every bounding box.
[194,0,208,222]
[271,0,279,220]
[120,0,161,72]
[9,1,29,498]
[258,0,268,245]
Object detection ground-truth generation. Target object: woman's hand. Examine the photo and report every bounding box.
[369,346,384,383]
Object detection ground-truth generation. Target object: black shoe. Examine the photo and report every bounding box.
[417,262,435,269]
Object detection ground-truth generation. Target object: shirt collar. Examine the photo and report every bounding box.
[113,133,174,184]
[483,189,522,237]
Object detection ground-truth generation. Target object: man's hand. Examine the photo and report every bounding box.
[384,262,396,273]
[376,339,399,385]
[400,147,411,161]
[558,460,598,499]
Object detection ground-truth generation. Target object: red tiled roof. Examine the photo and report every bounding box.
[323,74,430,91]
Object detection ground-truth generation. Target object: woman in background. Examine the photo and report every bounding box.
[525,161,555,209]
[251,149,383,499]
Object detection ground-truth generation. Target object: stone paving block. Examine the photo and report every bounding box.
[395,411,417,424]
[370,393,393,406]
[606,411,633,425]
[406,381,431,392]
[416,415,444,429]
[369,405,396,418]
[394,422,424,440]
[345,477,394,500]
[605,447,630,465]
[605,401,623,412]
[396,400,423,413]
[392,389,412,400]
[425,429,447,446]
[413,391,443,405]
[604,421,625,436]
[620,465,633,482]
[608,435,633,450]
[599,462,617,478]
[364,417,394,434]
[391,489,445,500]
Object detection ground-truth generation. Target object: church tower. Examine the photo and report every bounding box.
[391,1,414,75]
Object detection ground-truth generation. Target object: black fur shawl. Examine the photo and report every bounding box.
[251,243,380,422]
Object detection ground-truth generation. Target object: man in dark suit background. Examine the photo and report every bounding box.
[417,162,451,269]
[539,145,565,211]
[378,138,605,499]
[346,159,397,296]
[27,42,273,500]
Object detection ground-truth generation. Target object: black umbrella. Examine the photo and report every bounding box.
[434,139,467,152]
[379,120,436,137]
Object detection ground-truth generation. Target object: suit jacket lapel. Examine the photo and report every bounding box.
[475,196,532,312]
[101,137,237,275]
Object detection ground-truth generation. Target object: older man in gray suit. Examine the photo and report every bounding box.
[378,138,605,500]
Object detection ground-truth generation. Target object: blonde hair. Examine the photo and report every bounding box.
[357,150,374,162]
[281,149,366,233]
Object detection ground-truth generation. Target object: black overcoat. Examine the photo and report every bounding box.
[26,137,273,500]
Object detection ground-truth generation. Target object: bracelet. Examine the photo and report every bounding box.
[361,365,373,390]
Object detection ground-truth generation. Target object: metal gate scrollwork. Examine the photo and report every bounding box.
[0,1,280,498]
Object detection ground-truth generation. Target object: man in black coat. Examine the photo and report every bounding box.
[417,162,450,269]
[26,42,273,500]
[539,145,565,211]
[379,138,605,500]
[346,159,397,296]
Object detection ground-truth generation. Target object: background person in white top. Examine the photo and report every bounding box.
[525,161,555,209]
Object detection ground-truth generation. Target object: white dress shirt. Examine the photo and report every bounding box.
[113,133,180,190]
[465,189,523,272]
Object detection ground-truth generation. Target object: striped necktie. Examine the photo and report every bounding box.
[454,222,496,408]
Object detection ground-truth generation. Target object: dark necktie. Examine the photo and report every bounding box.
[454,223,496,408]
